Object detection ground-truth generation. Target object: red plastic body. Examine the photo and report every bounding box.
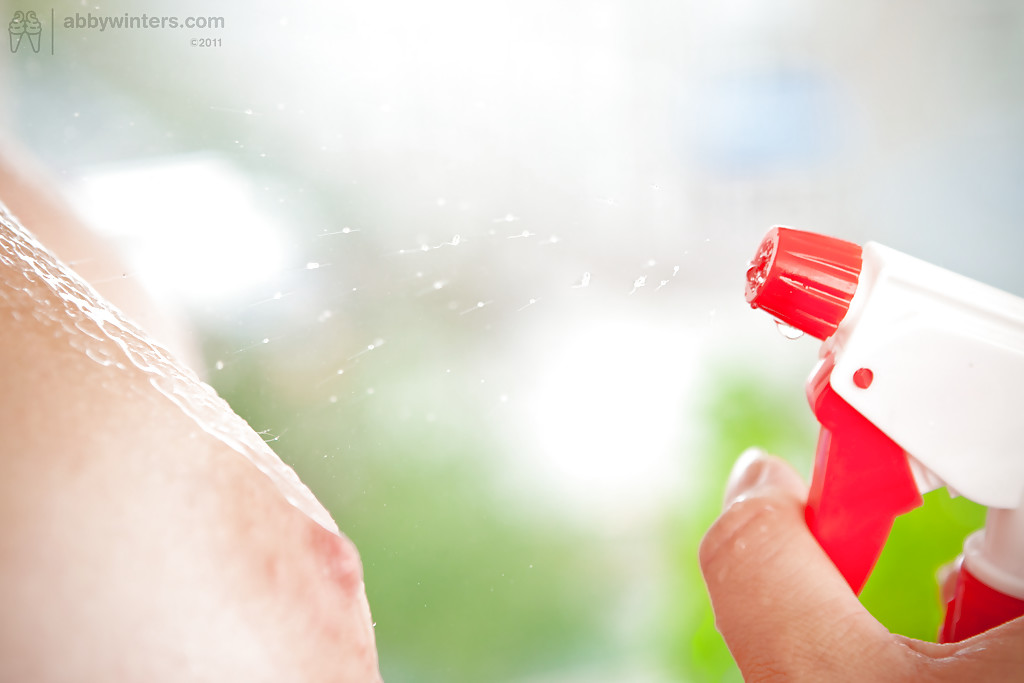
[941,565,1024,642]
[745,227,862,340]
[805,356,923,594]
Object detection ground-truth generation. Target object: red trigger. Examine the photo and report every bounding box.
[805,357,923,594]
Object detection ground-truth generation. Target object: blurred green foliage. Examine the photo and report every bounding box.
[862,491,984,640]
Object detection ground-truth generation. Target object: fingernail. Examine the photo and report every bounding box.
[723,448,805,510]
[723,448,771,509]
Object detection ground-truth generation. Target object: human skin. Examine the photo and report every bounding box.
[700,450,1024,682]
[0,138,200,366]
[0,201,381,678]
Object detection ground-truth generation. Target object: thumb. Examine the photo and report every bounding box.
[699,450,896,680]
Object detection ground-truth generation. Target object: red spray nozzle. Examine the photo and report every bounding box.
[746,227,863,340]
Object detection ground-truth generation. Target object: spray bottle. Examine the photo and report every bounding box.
[744,226,1024,642]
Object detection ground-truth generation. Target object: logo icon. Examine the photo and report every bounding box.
[9,10,42,53]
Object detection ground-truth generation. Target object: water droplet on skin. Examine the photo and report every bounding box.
[215,360,225,370]
[775,320,804,340]
[306,262,320,270]
[341,227,352,234]
[449,234,461,246]
[85,346,115,366]
[433,280,444,290]
[262,338,270,344]
[337,369,344,375]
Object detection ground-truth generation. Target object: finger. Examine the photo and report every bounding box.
[933,616,1024,678]
[700,450,902,680]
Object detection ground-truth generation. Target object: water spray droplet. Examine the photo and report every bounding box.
[775,320,804,340]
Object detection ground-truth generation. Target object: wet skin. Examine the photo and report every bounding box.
[0,203,381,679]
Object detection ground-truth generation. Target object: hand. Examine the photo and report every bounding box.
[699,449,1024,682]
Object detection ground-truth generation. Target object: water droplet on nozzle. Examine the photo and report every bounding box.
[774,319,804,340]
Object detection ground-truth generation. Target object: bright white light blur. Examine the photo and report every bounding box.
[71,155,289,305]
[522,315,700,523]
